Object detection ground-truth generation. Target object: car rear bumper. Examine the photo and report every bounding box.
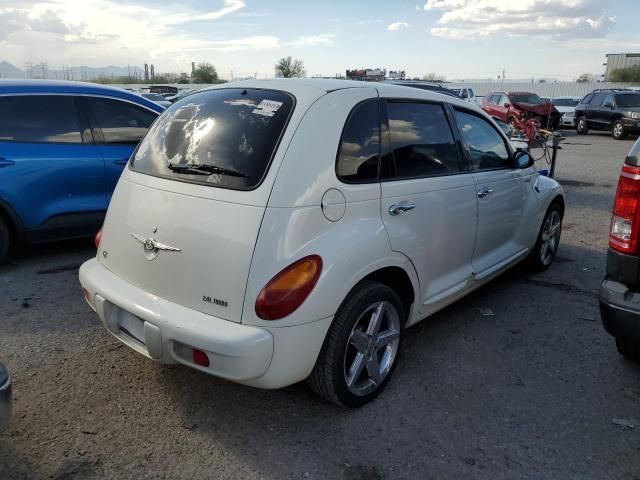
[79,259,332,389]
[599,279,640,343]
[0,364,11,433]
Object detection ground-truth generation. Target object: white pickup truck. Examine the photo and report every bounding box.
[449,86,483,106]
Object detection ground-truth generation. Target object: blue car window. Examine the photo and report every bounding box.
[0,95,82,144]
[88,97,157,144]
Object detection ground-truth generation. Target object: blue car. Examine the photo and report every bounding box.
[0,80,164,263]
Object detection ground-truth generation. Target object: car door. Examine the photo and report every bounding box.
[600,94,616,129]
[493,94,510,122]
[84,96,158,203]
[0,94,105,236]
[451,107,539,279]
[586,92,605,128]
[379,98,477,307]
[483,95,498,117]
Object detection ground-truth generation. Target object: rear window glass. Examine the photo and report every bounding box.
[552,98,579,107]
[130,88,294,190]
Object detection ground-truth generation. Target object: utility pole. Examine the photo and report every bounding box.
[501,68,505,84]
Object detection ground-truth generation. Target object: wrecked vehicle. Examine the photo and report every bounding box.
[482,91,560,138]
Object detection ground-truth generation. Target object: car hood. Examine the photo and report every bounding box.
[513,102,558,115]
[554,106,575,114]
[622,106,640,113]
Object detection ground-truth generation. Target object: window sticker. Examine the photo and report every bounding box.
[253,99,283,117]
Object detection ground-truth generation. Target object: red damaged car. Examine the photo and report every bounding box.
[482,91,559,138]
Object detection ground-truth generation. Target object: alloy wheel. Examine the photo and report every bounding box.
[343,301,401,396]
[540,210,561,266]
[614,123,624,138]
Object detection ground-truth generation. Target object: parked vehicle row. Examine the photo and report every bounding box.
[79,79,564,407]
[0,80,164,263]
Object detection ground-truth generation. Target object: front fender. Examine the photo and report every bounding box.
[243,201,419,328]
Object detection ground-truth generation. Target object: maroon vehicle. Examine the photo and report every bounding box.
[482,91,559,137]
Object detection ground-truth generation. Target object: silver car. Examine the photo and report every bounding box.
[0,362,10,432]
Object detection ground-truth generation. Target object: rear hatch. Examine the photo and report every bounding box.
[97,87,296,322]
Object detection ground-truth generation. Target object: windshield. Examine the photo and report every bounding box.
[552,98,579,107]
[130,88,294,190]
[143,93,165,101]
[510,94,543,105]
[450,88,461,95]
[617,93,640,107]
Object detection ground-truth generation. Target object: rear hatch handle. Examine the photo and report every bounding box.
[0,157,15,168]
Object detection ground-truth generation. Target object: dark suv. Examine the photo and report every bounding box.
[600,138,640,360]
[575,89,640,139]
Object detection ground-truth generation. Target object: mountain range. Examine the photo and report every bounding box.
[0,61,145,80]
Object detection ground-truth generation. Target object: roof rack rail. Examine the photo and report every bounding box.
[591,88,635,93]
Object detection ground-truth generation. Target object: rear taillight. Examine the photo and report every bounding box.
[94,227,103,249]
[255,255,323,320]
[610,164,640,254]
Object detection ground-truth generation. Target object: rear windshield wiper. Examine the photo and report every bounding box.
[167,162,248,178]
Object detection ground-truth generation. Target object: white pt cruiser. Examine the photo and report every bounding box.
[80,79,564,407]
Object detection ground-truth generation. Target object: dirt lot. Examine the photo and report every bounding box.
[1,131,639,479]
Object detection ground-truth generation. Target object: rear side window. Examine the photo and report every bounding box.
[589,93,605,106]
[88,97,157,144]
[0,95,82,144]
[131,88,294,190]
[387,101,459,178]
[453,109,510,171]
[336,99,380,182]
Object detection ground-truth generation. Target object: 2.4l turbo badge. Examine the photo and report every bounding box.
[202,295,228,308]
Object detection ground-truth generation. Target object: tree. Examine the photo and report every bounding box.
[422,72,446,82]
[609,66,640,83]
[576,73,594,83]
[192,62,218,83]
[275,56,306,78]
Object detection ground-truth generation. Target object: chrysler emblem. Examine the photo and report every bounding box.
[130,233,181,260]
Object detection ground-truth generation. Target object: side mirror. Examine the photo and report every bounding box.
[503,102,511,108]
[514,150,533,169]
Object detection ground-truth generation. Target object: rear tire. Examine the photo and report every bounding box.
[0,218,11,265]
[576,116,588,135]
[616,338,640,362]
[527,202,563,271]
[612,121,627,140]
[308,281,405,408]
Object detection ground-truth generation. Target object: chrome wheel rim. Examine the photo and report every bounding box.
[540,210,561,266]
[578,119,584,131]
[344,301,400,396]
[614,123,623,137]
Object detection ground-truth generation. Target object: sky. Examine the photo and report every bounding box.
[0,0,639,81]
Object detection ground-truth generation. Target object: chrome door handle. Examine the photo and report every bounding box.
[388,202,416,216]
[477,188,494,198]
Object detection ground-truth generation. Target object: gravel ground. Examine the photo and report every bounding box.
[1,131,639,480]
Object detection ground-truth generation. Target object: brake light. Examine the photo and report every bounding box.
[610,164,640,254]
[95,227,103,249]
[255,255,323,320]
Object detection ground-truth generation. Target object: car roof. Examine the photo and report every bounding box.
[0,79,164,112]
[206,78,472,109]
